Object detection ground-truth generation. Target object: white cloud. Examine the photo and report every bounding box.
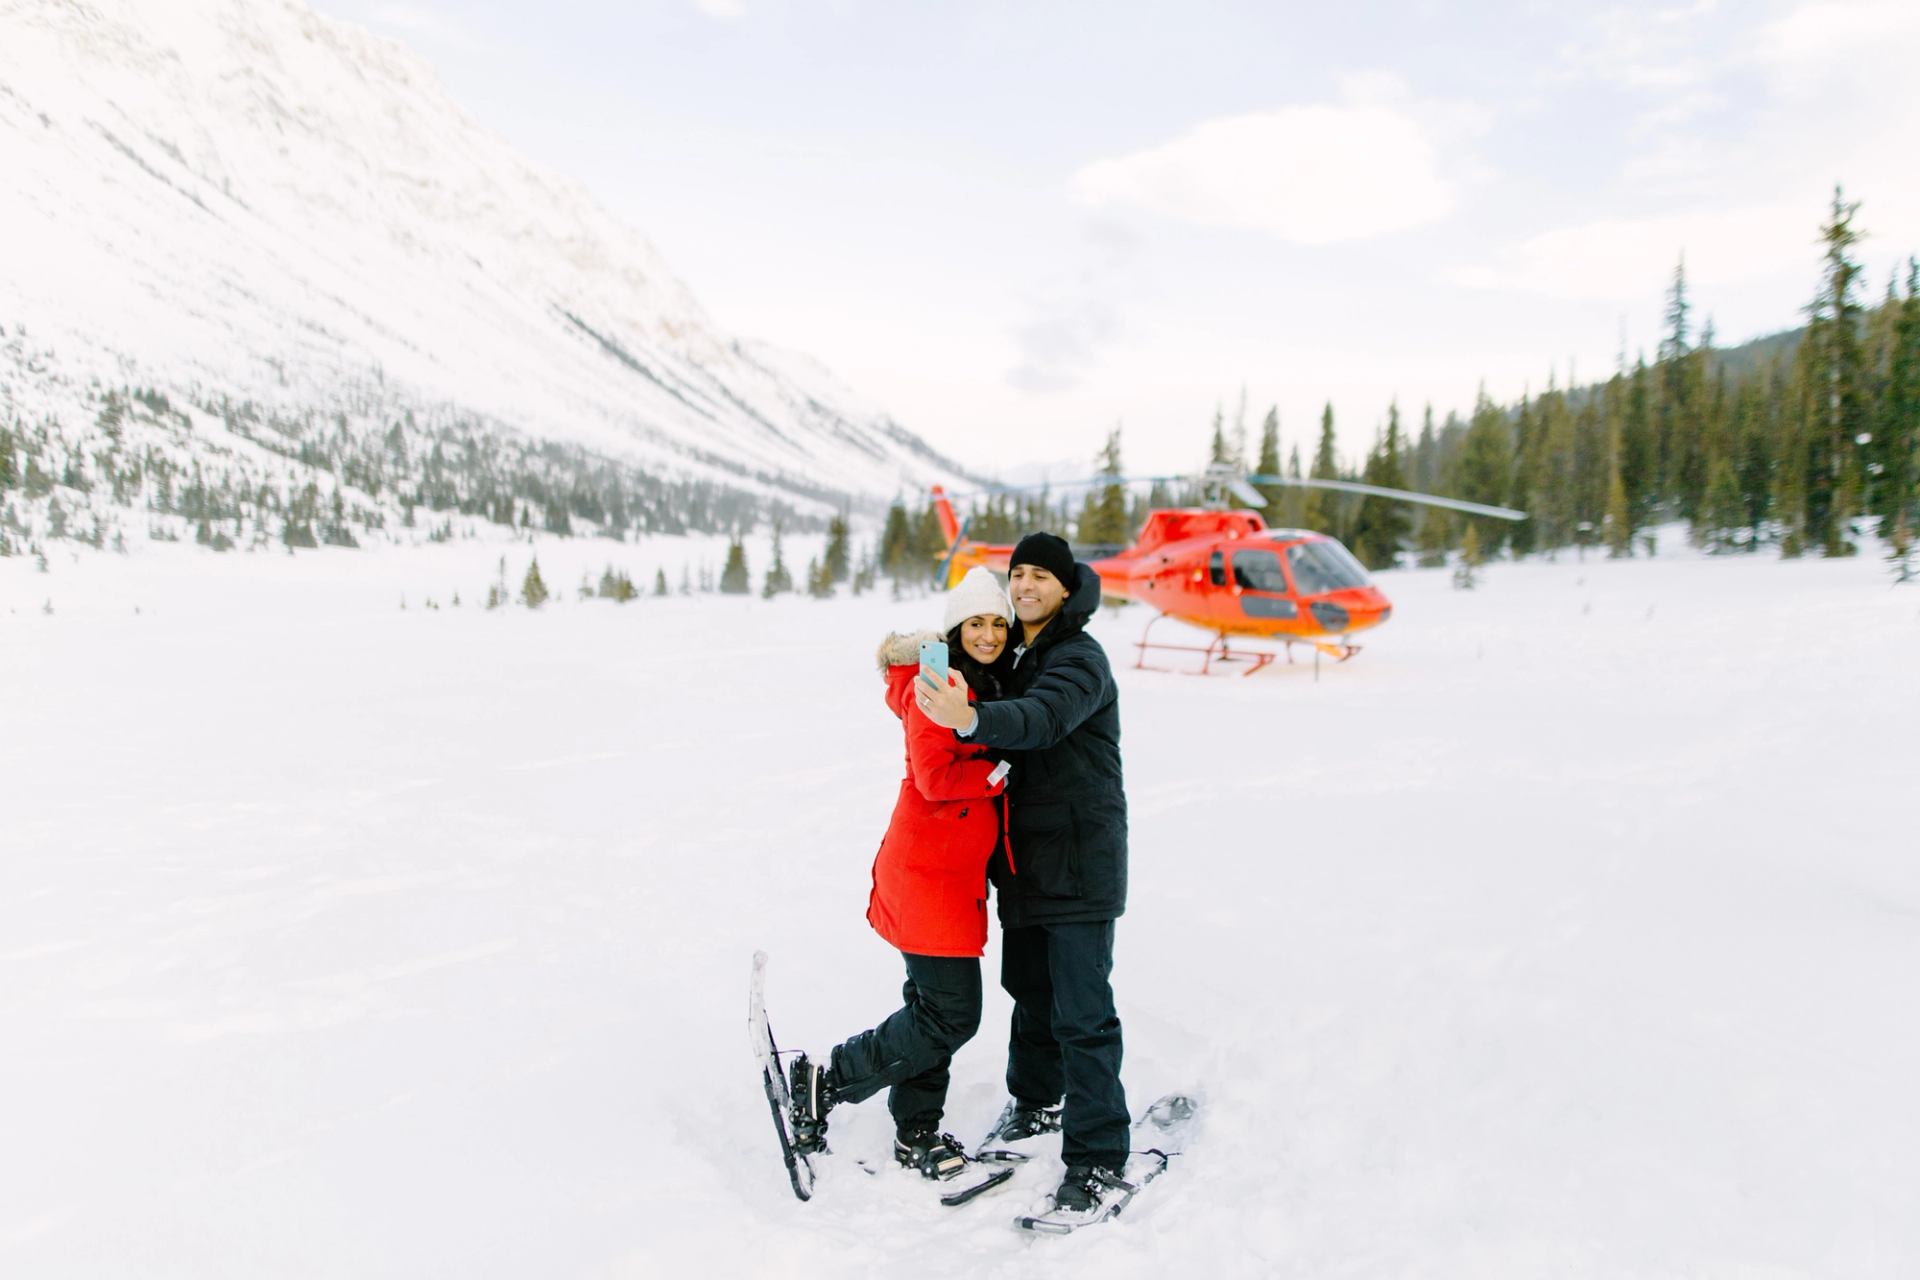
[1751,0,1920,76]
[1741,0,1920,254]
[1449,203,1813,303]
[1553,0,1721,90]
[693,0,748,19]
[1005,298,1119,395]
[1466,1,1920,306]
[1068,75,1479,245]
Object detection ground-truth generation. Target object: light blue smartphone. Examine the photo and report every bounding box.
[919,639,949,687]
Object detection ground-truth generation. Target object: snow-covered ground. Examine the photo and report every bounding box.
[3,537,1916,1278]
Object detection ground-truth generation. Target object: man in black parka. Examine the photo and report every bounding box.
[918,531,1130,1216]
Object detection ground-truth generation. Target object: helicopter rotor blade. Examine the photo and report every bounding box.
[1225,477,1268,509]
[1242,474,1527,521]
[938,467,1524,522]
[938,477,1117,501]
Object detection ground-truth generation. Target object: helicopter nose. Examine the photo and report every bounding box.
[1312,587,1392,634]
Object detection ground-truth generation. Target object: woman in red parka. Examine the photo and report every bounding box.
[787,566,1016,1182]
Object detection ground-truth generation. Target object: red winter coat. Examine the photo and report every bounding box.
[866,631,1008,958]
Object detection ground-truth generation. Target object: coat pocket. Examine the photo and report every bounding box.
[1008,801,1079,898]
[1070,808,1125,904]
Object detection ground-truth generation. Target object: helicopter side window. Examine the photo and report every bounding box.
[1208,549,1226,586]
[1231,549,1289,593]
[1286,539,1371,594]
[1232,548,1298,618]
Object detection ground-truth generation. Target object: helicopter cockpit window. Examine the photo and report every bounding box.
[1286,539,1371,594]
[1208,549,1226,586]
[1231,549,1289,593]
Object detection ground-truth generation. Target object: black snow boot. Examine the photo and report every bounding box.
[1052,1162,1129,1216]
[989,1098,1063,1143]
[893,1129,970,1181]
[788,1054,836,1155]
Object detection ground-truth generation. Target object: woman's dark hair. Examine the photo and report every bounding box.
[946,617,1016,701]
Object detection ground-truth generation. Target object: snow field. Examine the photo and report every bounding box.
[3,537,1917,1278]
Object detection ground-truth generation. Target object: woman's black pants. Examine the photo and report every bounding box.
[827,952,983,1137]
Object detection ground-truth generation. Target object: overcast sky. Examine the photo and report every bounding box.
[312,0,1919,477]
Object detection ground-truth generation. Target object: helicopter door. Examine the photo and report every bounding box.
[1229,548,1298,619]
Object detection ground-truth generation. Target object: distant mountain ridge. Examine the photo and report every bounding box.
[0,0,971,555]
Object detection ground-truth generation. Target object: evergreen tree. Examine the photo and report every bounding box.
[1452,524,1482,589]
[1656,257,1712,517]
[971,494,1020,543]
[1801,186,1869,555]
[1536,388,1581,554]
[1279,444,1308,529]
[1414,507,1452,567]
[1733,367,1776,536]
[1454,389,1514,553]
[1620,360,1657,528]
[597,566,637,601]
[762,525,793,598]
[914,500,946,563]
[1775,363,1811,558]
[1349,404,1411,570]
[1699,456,1747,553]
[1888,509,1916,583]
[1208,405,1231,467]
[805,556,834,598]
[1873,259,1919,528]
[1604,420,1633,558]
[822,511,852,584]
[1413,404,1439,494]
[521,557,549,608]
[719,539,750,594]
[654,568,669,597]
[878,500,914,582]
[1252,406,1285,512]
[1301,403,1340,534]
[1079,427,1130,544]
[1507,393,1542,557]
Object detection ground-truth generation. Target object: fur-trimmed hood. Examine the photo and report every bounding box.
[876,628,945,674]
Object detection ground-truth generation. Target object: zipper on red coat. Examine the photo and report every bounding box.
[1001,794,1016,876]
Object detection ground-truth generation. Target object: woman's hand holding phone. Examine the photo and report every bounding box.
[916,665,973,730]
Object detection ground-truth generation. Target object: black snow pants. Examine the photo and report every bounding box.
[1001,920,1130,1170]
[827,952,982,1137]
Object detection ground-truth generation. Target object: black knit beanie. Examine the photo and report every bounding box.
[1009,532,1076,585]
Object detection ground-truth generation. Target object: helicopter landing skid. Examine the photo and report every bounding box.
[1134,618,1276,676]
[1133,617,1359,676]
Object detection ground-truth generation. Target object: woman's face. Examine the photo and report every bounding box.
[959,614,1009,664]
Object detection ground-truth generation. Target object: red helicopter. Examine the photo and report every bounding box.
[930,467,1525,675]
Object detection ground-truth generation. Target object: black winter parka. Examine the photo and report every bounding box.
[971,562,1127,928]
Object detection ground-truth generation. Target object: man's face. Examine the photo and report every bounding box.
[1008,563,1068,629]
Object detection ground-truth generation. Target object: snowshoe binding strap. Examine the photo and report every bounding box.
[895,1130,970,1181]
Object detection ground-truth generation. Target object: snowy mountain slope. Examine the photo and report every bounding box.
[0,0,970,529]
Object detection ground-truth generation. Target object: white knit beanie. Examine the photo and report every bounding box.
[942,565,1012,632]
